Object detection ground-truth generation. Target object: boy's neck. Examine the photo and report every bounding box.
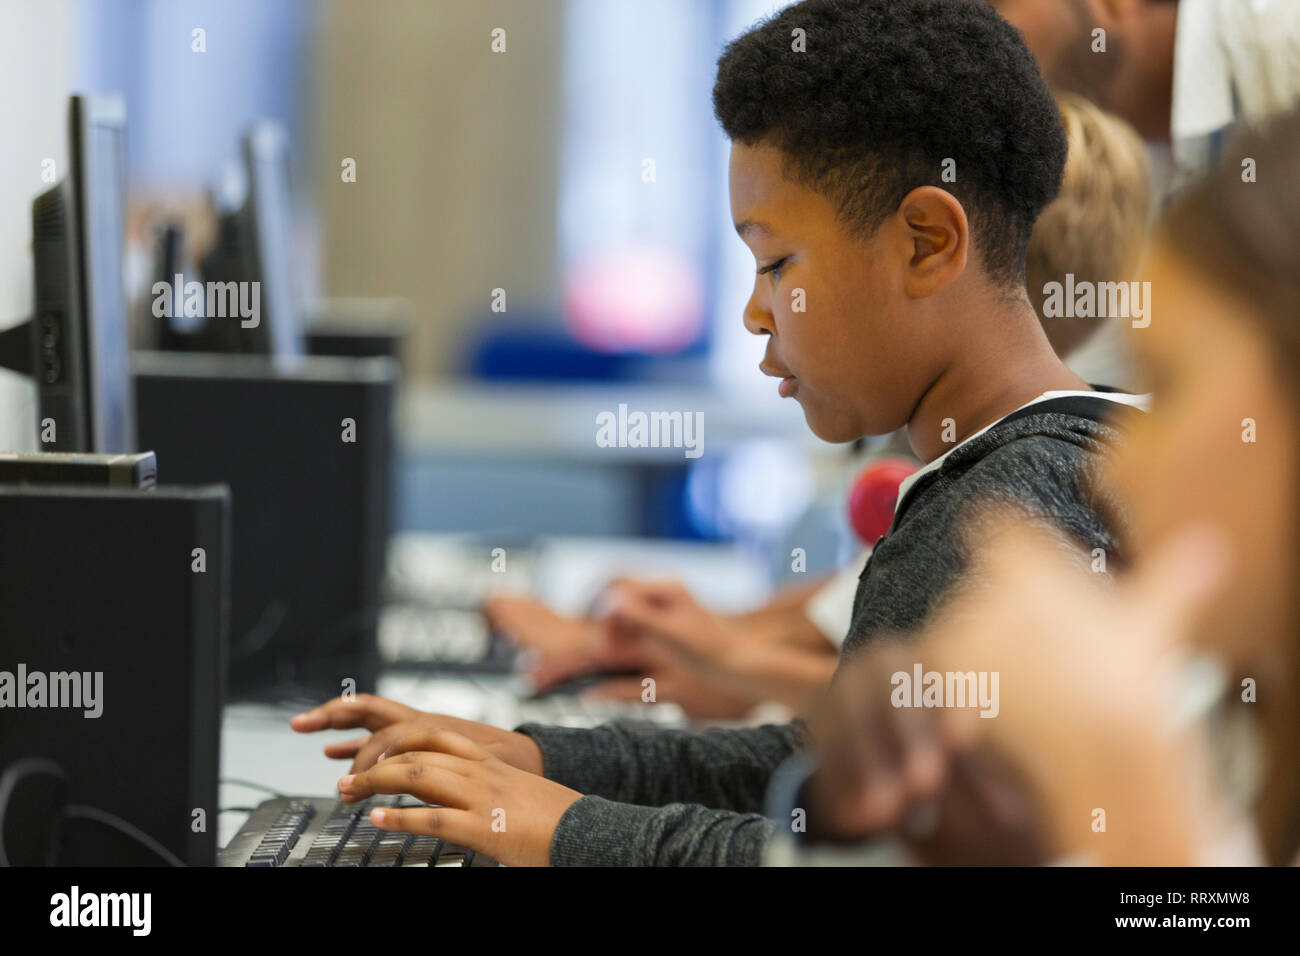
[905,299,1091,464]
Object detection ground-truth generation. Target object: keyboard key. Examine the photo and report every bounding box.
[402,835,442,866]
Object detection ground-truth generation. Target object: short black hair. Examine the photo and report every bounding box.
[713,0,1067,287]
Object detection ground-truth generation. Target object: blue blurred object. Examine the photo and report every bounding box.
[465,324,638,382]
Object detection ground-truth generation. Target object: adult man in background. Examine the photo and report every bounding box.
[991,0,1300,192]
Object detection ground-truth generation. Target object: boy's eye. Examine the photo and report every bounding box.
[758,257,789,283]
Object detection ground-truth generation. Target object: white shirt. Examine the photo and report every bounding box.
[1170,0,1300,189]
[804,549,870,648]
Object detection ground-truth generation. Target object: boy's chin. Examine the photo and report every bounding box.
[801,406,864,445]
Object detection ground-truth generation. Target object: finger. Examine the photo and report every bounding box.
[888,701,948,799]
[812,695,905,834]
[529,637,655,690]
[604,600,701,659]
[869,648,948,796]
[595,576,649,605]
[340,759,475,808]
[382,729,489,763]
[605,590,676,632]
[322,735,370,759]
[847,717,906,829]
[351,726,408,773]
[353,750,474,786]
[290,694,408,733]
[481,593,535,622]
[368,805,480,847]
[593,637,660,671]
[602,599,657,643]
[603,577,687,606]
[528,651,603,690]
[807,733,903,839]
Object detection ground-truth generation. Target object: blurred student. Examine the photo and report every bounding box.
[1032,93,1150,388]
[484,93,1152,718]
[991,0,1300,192]
[290,0,1136,866]
[794,109,1300,866]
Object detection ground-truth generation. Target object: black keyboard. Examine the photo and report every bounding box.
[219,796,499,867]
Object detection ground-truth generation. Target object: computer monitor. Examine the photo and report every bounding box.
[29,94,136,454]
[200,121,303,358]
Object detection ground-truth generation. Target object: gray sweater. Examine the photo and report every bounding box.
[519,404,1127,866]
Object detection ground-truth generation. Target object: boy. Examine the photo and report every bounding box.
[474,94,1152,720]
[292,0,1138,866]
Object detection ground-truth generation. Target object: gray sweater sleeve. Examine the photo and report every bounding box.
[548,797,775,866]
[517,720,803,865]
[518,720,804,808]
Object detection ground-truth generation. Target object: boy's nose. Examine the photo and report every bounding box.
[742,290,773,337]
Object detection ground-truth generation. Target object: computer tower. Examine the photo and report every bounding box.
[133,351,396,699]
[0,484,230,866]
[303,297,409,368]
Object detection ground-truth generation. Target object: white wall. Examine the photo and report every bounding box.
[0,0,76,451]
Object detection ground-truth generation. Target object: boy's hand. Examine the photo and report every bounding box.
[337,729,582,867]
[803,641,948,840]
[482,594,601,656]
[577,647,761,719]
[921,520,1228,865]
[806,516,1228,865]
[604,579,737,671]
[290,694,544,776]
[526,632,657,691]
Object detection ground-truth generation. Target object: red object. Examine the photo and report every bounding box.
[848,458,918,545]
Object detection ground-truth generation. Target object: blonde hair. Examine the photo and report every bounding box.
[1025,93,1151,358]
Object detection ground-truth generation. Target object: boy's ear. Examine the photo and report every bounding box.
[898,186,968,299]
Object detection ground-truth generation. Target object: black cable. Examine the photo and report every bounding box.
[63,804,186,867]
[0,757,65,867]
[1,758,186,867]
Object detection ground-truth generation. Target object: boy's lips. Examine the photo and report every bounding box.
[760,362,798,398]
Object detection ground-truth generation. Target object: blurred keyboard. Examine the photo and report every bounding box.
[219,795,498,867]
[377,673,688,730]
[380,535,535,669]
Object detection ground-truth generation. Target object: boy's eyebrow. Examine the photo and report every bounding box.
[733,218,772,239]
